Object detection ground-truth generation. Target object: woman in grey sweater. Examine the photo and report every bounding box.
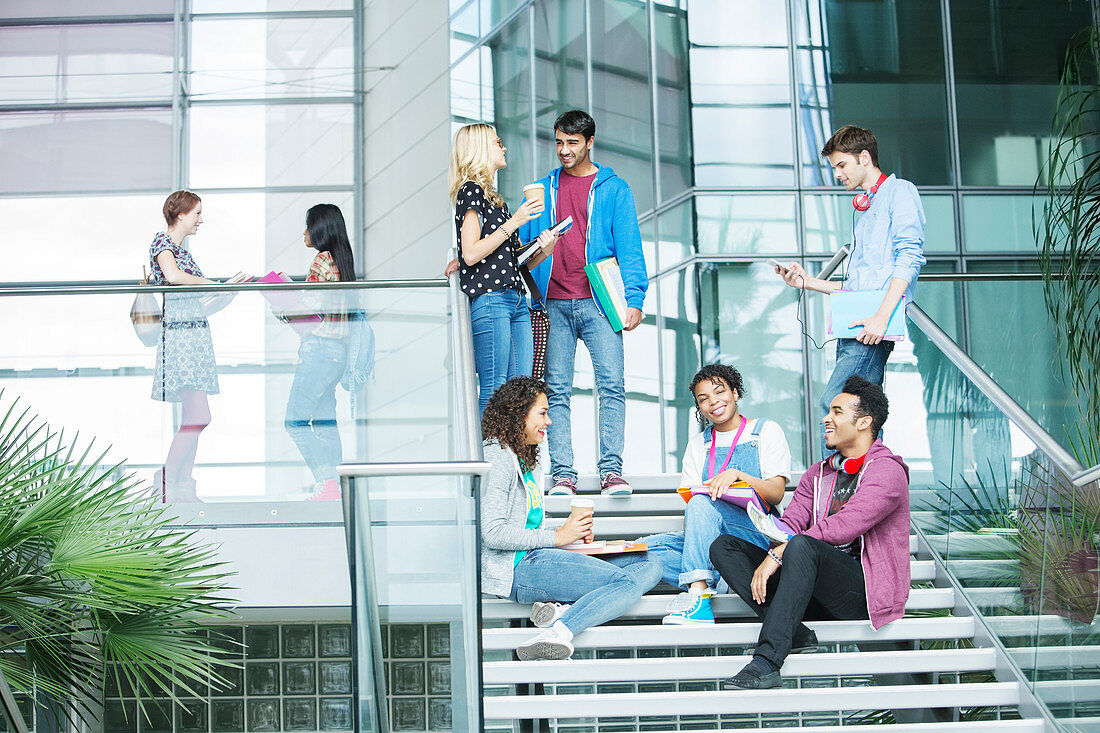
[480,377,662,661]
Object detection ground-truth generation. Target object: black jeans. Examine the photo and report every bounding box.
[710,533,869,667]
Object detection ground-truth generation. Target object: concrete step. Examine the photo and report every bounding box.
[482,681,1021,720]
[482,587,955,623]
[482,617,976,651]
[483,647,997,685]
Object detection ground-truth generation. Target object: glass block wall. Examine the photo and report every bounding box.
[449,0,1094,473]
[104,624,355,733]
[100,621,455,733]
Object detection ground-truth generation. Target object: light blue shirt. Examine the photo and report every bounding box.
[846,174,927,303]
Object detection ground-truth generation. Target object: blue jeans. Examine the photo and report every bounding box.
[545,298,625,480]
[285,336,347,482]
[818,338,894,461]
[641,494,771,591]
[509,548,662,634]
[470,288,533,414]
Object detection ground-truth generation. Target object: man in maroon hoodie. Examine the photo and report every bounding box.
[710,375,910,689]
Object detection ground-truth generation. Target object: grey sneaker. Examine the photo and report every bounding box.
[548,476,577,495]
[530,602,569,628]
[600,472,632,496]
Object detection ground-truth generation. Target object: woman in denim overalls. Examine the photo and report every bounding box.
[640,364,792,624]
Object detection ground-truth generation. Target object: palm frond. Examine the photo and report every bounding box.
[0,389,238,725]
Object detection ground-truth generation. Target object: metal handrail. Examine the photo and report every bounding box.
[0,278,447,297]
[907,303,1095,487]
[338,460,490,733]
[448,253,483,462]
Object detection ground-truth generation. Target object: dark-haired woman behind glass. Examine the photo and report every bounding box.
[285,203,356,501]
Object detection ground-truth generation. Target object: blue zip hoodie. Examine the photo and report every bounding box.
[517,162,648,312]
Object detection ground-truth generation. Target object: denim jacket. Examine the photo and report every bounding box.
[846,175,927,304]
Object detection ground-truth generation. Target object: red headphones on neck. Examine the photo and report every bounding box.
[828,451,867,475]
[852,173,888,211]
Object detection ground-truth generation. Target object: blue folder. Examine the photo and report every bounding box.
[828,289,906,340]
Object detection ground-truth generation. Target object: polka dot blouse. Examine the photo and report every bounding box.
[455,181,524,299]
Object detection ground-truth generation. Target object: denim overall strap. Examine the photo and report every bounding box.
[702,419,765,483]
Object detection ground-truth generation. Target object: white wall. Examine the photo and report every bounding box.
[361,0,453,279]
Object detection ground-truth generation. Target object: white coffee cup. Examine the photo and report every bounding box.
[569,497,595,543]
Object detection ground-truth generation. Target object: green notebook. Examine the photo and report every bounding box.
[584,257,629,332]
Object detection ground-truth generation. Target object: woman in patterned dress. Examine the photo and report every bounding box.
[284,203,355,501]
[447,123,549,414]
[149,190,219,502]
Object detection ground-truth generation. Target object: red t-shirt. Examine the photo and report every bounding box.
[546,170,596,299]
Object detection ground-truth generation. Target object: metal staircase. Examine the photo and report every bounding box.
[479,478,1057,730]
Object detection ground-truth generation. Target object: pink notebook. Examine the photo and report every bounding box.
[258,271,322,333]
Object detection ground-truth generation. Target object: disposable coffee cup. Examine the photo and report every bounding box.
[523,183,545,212]
[569,498,596,543]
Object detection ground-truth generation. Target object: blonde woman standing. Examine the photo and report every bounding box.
[449,123,545,413]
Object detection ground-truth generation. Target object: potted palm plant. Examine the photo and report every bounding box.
[0,390,236,728]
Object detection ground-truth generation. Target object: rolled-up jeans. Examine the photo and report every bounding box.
[509,548,662,634]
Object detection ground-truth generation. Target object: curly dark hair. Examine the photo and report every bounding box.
[689,363,745,428]
[481,377,548,472]
[841,375,889,438]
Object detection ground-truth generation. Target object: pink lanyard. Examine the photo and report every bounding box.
[706,416,749,481]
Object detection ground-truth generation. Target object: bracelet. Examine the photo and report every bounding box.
[767,549,783,566]
[500,226,512,239]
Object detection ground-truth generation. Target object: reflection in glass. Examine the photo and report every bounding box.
[695,195,796,255]
[803,193,955,255]
[191,17,354,99]
[189,104,354,188]
[0,24,173,105]
[534,0,587,171]
[488,18,532,204]
[961,195,1043,252]
[660,265,700,471]
[795,0,952,186]
[0,285,449,502]
[657,198,693,270]
[691,85,794,187]
[654,3,692,201]
[0,108,172,194]
[964,262,1082,457]
[623,293,661,475]
[951,0,1092,186]
[591,0,654,213]
[699,262,807,471]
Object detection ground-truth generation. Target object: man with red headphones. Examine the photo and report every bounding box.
[776,125,926,460]
[710,376,911,690]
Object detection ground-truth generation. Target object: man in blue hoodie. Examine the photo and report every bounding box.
[519,110,649,496]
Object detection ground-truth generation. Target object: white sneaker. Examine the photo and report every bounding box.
[530,602,570,628]
[516,626,574,661]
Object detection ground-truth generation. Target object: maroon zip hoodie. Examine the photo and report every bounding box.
[780,439,911,629]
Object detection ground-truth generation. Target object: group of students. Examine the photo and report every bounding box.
[447,112,925,498]
[147,191,358,502]
[479,369,912,690]
[460,114,925,687]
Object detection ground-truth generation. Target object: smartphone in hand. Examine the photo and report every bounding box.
[768,258,790,274]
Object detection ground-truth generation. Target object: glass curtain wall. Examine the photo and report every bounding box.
[452,0,1091,478]
[0,2,364,500]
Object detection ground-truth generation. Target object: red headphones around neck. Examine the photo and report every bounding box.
[852,173,888,211]
[828,451,867,475]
